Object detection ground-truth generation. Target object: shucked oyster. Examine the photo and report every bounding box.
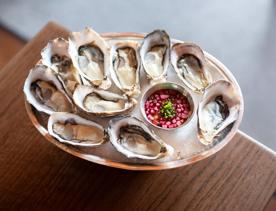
[23,65,74,115]
[171,43,212,93]
[73,85,136,117]
[107,116,174,160]
[48,112,106,146]
[110,41,140,97]
[41,38,82,98]
[140,30,170,83]
[198,80,241,145]
[68,27,111,89]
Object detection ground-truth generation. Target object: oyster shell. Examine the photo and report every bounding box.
[48,112,106,146]
[197,80,241,145]
[171,43,212,92]
[107,116,173,160]
[73,85,136,117]
[68,27,111,89]
[140,30,170,83]
[23,65,74,115]
[110,41,140,97]
[41,38,82,97]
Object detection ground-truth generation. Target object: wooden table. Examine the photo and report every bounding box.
[0,22,275,211]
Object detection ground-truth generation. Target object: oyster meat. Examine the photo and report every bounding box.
[23,65,74,115]
[73,85,136,116]
[69,27,111,89]
[110,41,140,97]
[140,30,170,83]
[198,80,241,145]
[171,43,212,92]
[41,38,82,97]
[48,112,106,146]
[107,116,173,159]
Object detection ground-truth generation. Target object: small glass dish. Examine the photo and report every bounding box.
[140,82,195,130]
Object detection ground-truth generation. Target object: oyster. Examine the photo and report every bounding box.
[107,116,173,159]
[68,27,111,89]
[140,30,170,83]
[171,43,212,92]
[41,38,82,97]
[110,41,140,97]
[48,112,106,146]
[198,80,241,145]
[23,65,74,115]
[73,85,136,117]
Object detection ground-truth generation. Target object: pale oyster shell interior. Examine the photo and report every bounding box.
[140,30,170,83]
[41,37,81,97]
[107,116,174,160]
[171,43,212,92]
[24,65,74,115]
[110,41,140,97]
[198,80,241,145]
[73,85,136,117]
[48,112,106,146]
[68,27,111,90]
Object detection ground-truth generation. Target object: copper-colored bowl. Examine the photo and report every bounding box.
[25,32,244,170]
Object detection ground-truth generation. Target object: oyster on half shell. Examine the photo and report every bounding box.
[140,30,170,83]
[48,112,106,146]
[107,116,174,160]
[110,41,140,97]
[198,80,241,145]
[73,85,136,117]
[41,38,82,97]
[69,27,111,89]
[171,43,212,93]
[23,65,74,115]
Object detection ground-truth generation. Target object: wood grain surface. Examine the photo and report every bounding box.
[0,22,275,211]
[0,26,25,68]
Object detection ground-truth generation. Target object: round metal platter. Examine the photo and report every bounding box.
[25,32,244,170]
